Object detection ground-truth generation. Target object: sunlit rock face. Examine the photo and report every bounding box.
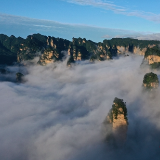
[95,45,112,61]
[117,46,128,54]
[104,97,128,146]
[68,48,71,56]
[145,55,160,64]
[112,108,128,143]
[38,50,55,65]
[133,47,147,56]
[116,46,147,56]
[143,72,159,89]
[143,45,160,69]
[77,51,82,61]
[116,44,156,56]
[47,37,56,49]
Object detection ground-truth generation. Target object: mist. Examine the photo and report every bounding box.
[0,55,160,160]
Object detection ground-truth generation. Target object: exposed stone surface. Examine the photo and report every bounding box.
[112,108,128,143]
[104,98,128,145]
[47,37,56,49]
[116,45,155,56]
[68,48,71,56]
[145,55,160,64]
[77,52,82,61]
[143,72,159,89]
[133,47,147,56]
[143,82,158,88]
[38,50,54,65]
[116,46,129,54]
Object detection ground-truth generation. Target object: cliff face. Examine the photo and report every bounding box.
[97,45,111,60]
[143,82,159,88]
[143,72,159,89]
[133,47,147,56]
[144,45,160,68]
[117,46,128,54]
[38,50,57,65]
[0,33,159,65]
[112,108,128,143]
[47,37,57,49]
[68,47,84,61]
[77,52,82,61]
[145,55,160,64]
[116,44,155,56]
[104,98,128,145]
[116,46,147,56]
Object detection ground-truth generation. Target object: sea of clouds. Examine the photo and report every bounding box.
[0,55,160,160]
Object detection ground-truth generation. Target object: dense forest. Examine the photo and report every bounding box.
[145,45,160,57]
[0,33,160,65]
[107,97,128,123]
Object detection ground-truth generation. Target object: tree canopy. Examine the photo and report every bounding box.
[108,97,128,123]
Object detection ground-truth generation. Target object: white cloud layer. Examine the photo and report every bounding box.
[1,55,160,160]
[65,0,160,23]
[135,33,160,41]
[66,0,126,12]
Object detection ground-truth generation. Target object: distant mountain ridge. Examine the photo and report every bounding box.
[0,33,159,65]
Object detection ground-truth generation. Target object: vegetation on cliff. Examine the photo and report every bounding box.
[104,38,159,50]
[144,46,160,68]
[104,97,128,145]
[0,33,159,65]
[143,72,159,88]
[150,62,160,69]
[107,97,128,124]
[145,46,160,57]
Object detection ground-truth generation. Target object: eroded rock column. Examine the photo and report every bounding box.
[104,97,128,146]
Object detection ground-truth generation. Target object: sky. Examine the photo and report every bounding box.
[1,0,160,41]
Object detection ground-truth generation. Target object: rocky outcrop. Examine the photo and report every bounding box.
[145,55,160,64]
[77,51,82,61]
[116,46,147,56]
[143,72,159,89]
[16,72,24,83]
[133,47,147,56]
[1,33,160,65]
[148,44,156,48]
[143,45,160,68]
[68,48,71,56]
[47,37,56,49]
[104,98,128,145]
[143,82,158,88]
[68,46,83,61]
[117,46,128,54]
[112,107,128,143]
[96,45,111,60]
[134,45,155,56]
[116,44,155,56]
[38,50,55,65]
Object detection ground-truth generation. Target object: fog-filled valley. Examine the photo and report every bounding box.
[1,55,160,160]
[2,0,160,159]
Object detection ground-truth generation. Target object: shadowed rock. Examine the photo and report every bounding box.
[16,72,24,83]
